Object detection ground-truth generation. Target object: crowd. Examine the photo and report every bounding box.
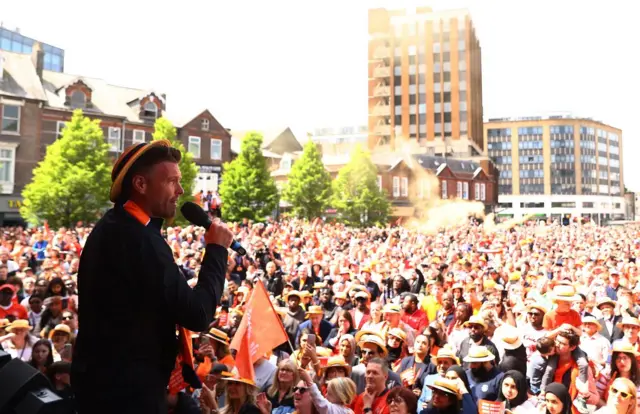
[0,211,639,414]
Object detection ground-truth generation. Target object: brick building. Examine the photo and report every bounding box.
[0,47,231,224]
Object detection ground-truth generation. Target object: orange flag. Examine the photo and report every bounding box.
[230,280,288,380]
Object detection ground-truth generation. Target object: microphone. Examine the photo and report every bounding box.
[180,201,246,256]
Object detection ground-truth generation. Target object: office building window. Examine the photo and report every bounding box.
[401,177,408,197]
[434,72,441,82]
[108,127,122,152]
[444,112,452,123]
[408,45,417,55]
[435,123,442,133]
[419,114,426,124]
[418,104,426,114]
[460,111,467,122]
[394,66,402,75]
[1,105,20,134]
[393,176,400,197]
[443,92,451,102]
[443,72,451,82]
[211,139,222,160]
[458,39,465,50]
[188,136,201,158]
[433,43,441,53]
[459,81,467,90]
[132,129,145,144]
[434,113,442,123]
[441,180,448,199]
[410,95,416,105]
[56,121,66,139]
[409,115,417,124]
[418,93,426,104]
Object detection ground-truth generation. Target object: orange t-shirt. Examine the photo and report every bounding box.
[542,309,582,331]
[0,303,28,320]
[352,389,390,414]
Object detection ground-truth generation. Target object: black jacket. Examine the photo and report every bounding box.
[71,204,227,413]
[458,336,501,369]
[599,315,624,343]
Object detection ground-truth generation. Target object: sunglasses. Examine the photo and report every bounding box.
[527,312,542,316]
[386,397,405,405]
[610,387,632,400]
[293,387,309,394]
[361,350,377,356]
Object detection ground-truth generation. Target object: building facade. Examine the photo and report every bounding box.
[0,48,230,225]
[368,7,483,157]
[485,115,624,222]
[311,125,368,157]
[0,26,64,72]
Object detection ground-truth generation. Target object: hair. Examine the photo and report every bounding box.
[327,377,357,406]
[405,294,419,305]
[557,329,580,348]
[118,145,182,203]
[425,325,445,348]
[337,310,354,332]
[386,386,418,414]
[299,328,321,347]
[220,382,257,414]
[339,334,356,365]
[267,359,299,399]
[455,302,473,323]
[29,293,44,304]
[46,361,71,384]
[29,339,54,371]
[367,357,389,375]
[610,377,637,414]
[6,276,22,289]
[612,351,640,385]
[536,337,555,354]
[577,293,587,302]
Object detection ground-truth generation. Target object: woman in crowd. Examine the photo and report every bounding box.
[337,334,358,367]
[267,360,298,414]
[203,374,261,414]
[0,319,37,361]
[48,324,71,361]
[596,342,640,411]
[496,370,537,413]
[317,356,351,396]
[361,302,384,332]
[387,328,408,372]
[298,368,356,414]
[443,367,473,404]
[542,383,572,414]
[28,338,54,373]
[420,378,476,414]
[595,377,637,414]
[386,386,418,414]
[324,310,356,352]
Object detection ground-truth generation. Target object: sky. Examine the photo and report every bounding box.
[4,0,639,188]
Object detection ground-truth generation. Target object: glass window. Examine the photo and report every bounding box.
[377,175,382,191]
[456,181,463,198]
[108,127,122,152]
[458,39,465,50]
[70,90,86,109]
[401,177,408,197]
[201,119,210,131]
[56,121,66,138]
[188,136,201,158]
[418,104,426,114]
[474,183,480,200]
[459,81,467,90]
[394,66,402,75]
[441,180,447,199]
[408,45,417,55]
[143,101,158,118]
[0,148,13,183]
[462,182,469,200]
[393,176,400,197]
[1,105,20,134]
[480,184,486,200]
[132,129,145,144]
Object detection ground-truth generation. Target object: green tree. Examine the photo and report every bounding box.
[282,141,332,219]
[332,145,390,227]
[219,132,278,221]
[152,117,198,225]
[21,109,111,227]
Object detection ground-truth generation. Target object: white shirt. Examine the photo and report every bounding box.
[581,333,611,367]
[521,324,548,361]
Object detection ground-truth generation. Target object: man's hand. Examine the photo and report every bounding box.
[363,388,375,408]
[205,218,234,248]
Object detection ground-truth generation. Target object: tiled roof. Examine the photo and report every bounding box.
[412,155,480,173]
[0,51,47,101]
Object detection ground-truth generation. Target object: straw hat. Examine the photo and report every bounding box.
[357,334,388,357]
[495,328,522,350]
[334,291,347,300]
[109,140,172,202]
[582,316,602,330]
[313,282,327,290]
[596,297,616,309]
[205,328,230,345]
[613,341,640,357]
[48,324,71,339]
[551,285,580,302]
[526,304,548,315]
[387,328,407,342]
[355,291,370,300]
[284,290,302,301]
[355,330,382,344]
[463,346,495,363]
[617,317,640,330]
[0,319,10,330]
[305,305,324,318]
[321,356,352,376]
[452,283,464,291]
[462,315,487,330]
[221,372,258,387]
[509,271,522,282]
[6,319,32,332]
[382,304,402,314]
[427,378,461,399]
[432,347,460,365]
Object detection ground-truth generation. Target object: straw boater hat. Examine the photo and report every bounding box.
[551,285,580,302]
[109,140,172,202]
[305,306,324,319]
[206,328,230,345]
[354,291,370,300]
[617,317,640,330]
[462,315,487,330]
[356,333,388,357]
[6,319,32,332]
[613,341,640,357]
[334,291,347,300]
[321,356,352,376]
[495,327,522,350]
[427,379,461,399]
[526,304,548,315]
[463,346,495,363]
[387,328,407,342]
[432,346,460,366]
[382,304,402,314]
[48,324,71,340]
[355,330,381,343]
[596,297,616,310]
[582,316,602,330]
[222,372,258,388]
[284,290,302,301]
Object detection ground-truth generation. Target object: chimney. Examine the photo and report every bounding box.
[31,41,44,80]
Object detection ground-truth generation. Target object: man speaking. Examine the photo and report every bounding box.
[71,140,232,413]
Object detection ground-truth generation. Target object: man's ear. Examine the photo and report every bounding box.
[131,175,148,195]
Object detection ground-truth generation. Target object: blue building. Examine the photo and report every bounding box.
[0,27,64,72]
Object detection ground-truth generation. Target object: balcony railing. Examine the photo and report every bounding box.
[370,105,391,116]
[373,85,390,97]
[372,47,390,60]
[373,66,390,78]
[374,124,391,135]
